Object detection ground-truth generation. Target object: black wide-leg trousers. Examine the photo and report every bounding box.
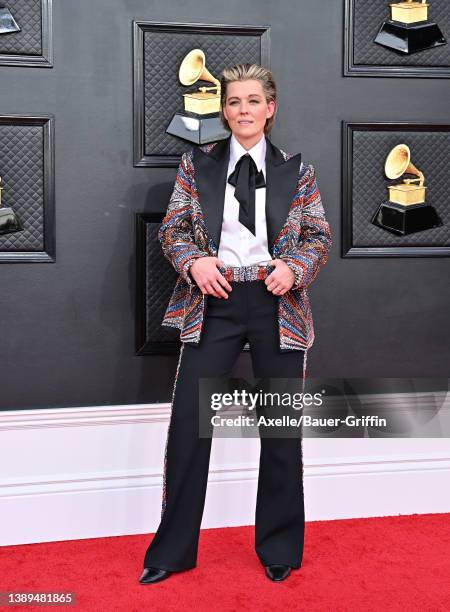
[144,280,305,571]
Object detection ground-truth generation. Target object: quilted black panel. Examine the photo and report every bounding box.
[143,29,263,157]
[351,129,450,247]
[145,222,181,344]
[0,0,42,56]
[353,0,450,66]
[0,123,45,251]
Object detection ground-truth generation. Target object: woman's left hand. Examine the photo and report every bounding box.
[265,259,295,295]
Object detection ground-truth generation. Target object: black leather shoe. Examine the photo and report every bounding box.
[139,567,171,584]
[264,564,292,581]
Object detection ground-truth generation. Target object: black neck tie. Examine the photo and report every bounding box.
[227,153,266,236]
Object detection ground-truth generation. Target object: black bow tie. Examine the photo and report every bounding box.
[227,153,266,236]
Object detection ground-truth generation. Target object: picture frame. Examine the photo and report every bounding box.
[133,20,270,168]
[135,212,181,355]
[342,121,450,257]
[0,0,53,68]
[344,0,450,78]
[0,114,55,263]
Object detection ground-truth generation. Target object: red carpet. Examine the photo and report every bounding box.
[1,513,449,611]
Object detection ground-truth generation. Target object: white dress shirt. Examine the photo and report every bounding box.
[217,134,272,267]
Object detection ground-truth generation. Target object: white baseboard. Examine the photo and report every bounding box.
[1,400,449,546]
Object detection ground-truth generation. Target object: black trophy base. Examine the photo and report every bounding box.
[374,19,447,55]
[371,201,443,236]
[166,112,230,145]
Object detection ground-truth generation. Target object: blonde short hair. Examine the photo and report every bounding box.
[219,63,277,135]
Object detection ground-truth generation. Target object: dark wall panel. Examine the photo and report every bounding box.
[0,0,449,410]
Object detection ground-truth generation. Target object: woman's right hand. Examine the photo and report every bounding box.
[190,257,232,298]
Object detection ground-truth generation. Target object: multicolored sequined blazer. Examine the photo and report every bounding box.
[158,135,332,352]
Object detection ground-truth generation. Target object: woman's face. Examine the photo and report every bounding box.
[222,79,275,144]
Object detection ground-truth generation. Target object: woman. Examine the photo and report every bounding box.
[140,63,332,584]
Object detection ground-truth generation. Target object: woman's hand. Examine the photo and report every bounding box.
[265,259,295,295]
[190,257,232,298]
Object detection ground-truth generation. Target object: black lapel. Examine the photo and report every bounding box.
[193,136,231,249]
[192,135,301,253]
[265,137,302,252]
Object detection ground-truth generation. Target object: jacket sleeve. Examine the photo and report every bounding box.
[158,151,210,287]
[280,164,332,291]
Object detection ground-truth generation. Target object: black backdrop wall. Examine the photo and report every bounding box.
[1,0,449,410]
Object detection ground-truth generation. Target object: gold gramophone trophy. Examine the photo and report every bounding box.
[0,2,20,34]
[371,144,442,235]
[166,48,229,145]
[374,0,446,54]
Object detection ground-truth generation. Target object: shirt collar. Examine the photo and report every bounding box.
[229,133,266,174]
